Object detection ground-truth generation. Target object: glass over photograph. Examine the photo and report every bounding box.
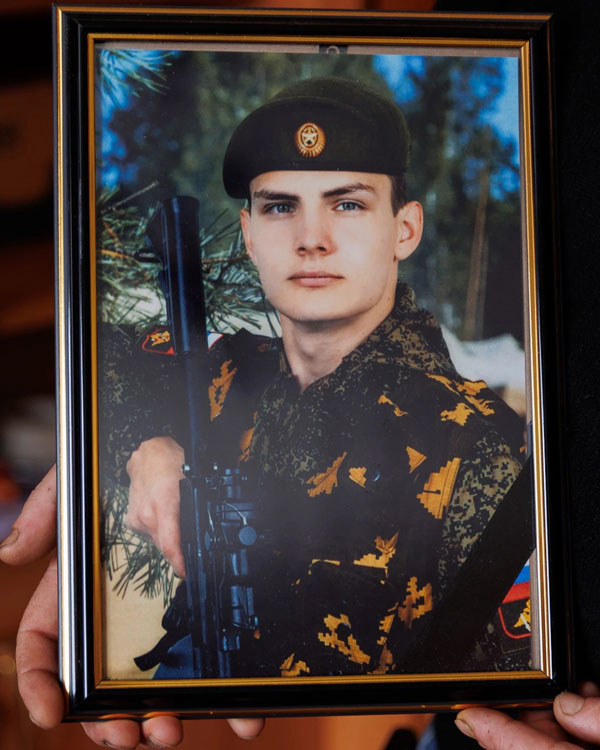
[92,42,535,684]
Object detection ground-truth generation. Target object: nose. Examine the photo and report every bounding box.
[294,209,334,256]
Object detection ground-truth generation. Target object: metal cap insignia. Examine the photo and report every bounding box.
[295,122,326,158]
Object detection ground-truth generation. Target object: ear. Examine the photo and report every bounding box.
[240,207,256,265]
[394,201,423,261]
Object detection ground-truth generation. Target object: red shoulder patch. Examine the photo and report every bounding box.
[142,326,175,356]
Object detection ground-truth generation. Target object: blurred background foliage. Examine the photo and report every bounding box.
[96,47,523,343]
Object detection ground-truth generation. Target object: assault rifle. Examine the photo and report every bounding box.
[136,196,259,678]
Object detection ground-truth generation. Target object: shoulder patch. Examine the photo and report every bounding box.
[141,326,175,356]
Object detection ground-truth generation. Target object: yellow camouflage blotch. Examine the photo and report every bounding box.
[460,380,487,396]
[280,653,310,677]
[426,374,495,416]
[377,604,398,646]
[238,411,257,464]
[238,426,254,463]
[310,558,340,567]
[440,402,474,426]
[513,599,531,631]
[406,446,426,473]
[417,458,461,519]
[378,394,407,417]
[378,613,395,638]
[469,397,494,415]
[208,360,237,420]
[353,533,398,576]
[371,644,395,674]
[398,577,433,629]
[306,452,348,497]
[318,614,370,665]
[426,373,456,389]
[349,466,367,487]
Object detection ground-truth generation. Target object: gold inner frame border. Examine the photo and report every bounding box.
[53,5,551,692]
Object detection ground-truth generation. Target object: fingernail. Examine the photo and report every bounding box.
[455,718,475,738]
[147,737,174,748]
[102,742,136,750]
[0,528,19,550]
[558,691,585,715]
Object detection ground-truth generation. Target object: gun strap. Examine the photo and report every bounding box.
[134,632,184,672]
[134,582,190,672]
[401,457,534,673]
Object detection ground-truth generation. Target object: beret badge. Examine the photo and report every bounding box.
[295,122,326,158]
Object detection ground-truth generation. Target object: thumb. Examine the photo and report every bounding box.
[227,718,265,739]
[0,465,57,565]
[554,690,600,745]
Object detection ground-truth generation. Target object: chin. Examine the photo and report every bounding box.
[281,303,367,327]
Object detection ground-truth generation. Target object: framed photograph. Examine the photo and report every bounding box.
[55,6,570,719]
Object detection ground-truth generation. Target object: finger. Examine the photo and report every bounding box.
[16,556,65,729]
[82,719,141,749]
[518,708,570,740]
[554,692,600,744]
[456,707,579,750]
[156,510,185,579]
[227,718,265,739]
[124,483,154,538]
[0,465,57,565]
[578,682,600,698]
[140,715,184,747]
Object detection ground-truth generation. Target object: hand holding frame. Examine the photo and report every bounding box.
[0,466,264,747]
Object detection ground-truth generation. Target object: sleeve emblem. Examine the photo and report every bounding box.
[141,326,175,356]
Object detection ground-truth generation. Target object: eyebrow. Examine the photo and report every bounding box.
[252,182,376,203]
[252,189,299,202]
[321,182,377,199]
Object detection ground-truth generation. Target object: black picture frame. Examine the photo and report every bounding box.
[54,5,570,719]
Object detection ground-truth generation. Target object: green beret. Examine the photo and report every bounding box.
[222,76,410,199]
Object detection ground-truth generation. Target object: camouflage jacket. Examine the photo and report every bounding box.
[99,282,530,677]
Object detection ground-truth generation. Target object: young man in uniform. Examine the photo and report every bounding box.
[121,77,531,679]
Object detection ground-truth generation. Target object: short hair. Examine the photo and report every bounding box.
[390,173,408,216]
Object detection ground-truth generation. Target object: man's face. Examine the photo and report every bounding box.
[240,171,422,332]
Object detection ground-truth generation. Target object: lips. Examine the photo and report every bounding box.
[288,270,343,287]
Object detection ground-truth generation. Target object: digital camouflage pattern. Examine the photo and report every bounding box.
[98,282,531,677]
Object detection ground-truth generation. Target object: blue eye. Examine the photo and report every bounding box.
[265,203,294,215]
[336,201,361,211]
